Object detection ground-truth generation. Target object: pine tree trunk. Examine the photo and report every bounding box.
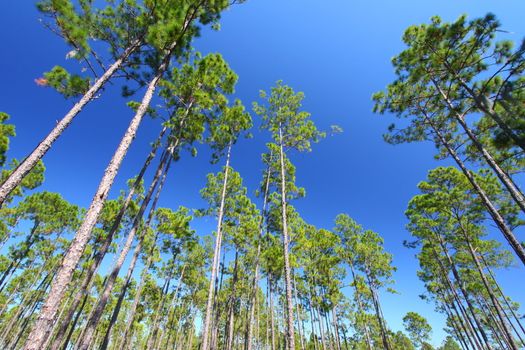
[269,277,276,350]
[154,265,186,350]
[225,248,239,350]
[348,262,372,350]
[0,42,141,207]
[479,254,525,346]
[46,125,166,350]
[76,150,171,350]
[425,114,525,266]
[458,222,518,350]
[278,125,296,350]
[245,161,272,350]
[366,275,391,350]
[439,296,471,350]
[432,82,525,214]
[201,143,232,350]
[436,279,481,350]
[146,271,172,350]
[315,304,327,350]
[98,232,147,350]
[436,234,493,350]
[331,307,342,350]
[22,44,179,350]
[308,298,318,350]
[292,273,305,350]
[0,222,40,292]
[432,243,485,350]
[447,69,525,153]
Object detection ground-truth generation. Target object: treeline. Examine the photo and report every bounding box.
[0,1,522,350]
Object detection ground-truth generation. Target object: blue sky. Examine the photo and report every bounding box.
[2,0,525,346]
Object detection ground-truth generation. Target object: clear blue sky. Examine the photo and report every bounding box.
[1,0,525,346]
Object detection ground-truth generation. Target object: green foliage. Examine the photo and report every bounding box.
[254,80,325,152]
[37,0,93,57]
[43,66,90,98]
[403,311,432,347]
[0,113,16,167]
[391,331,416,350]
[439,336,461,350]
[0,160,45,204]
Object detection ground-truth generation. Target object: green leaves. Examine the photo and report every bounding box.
[42,66,90,99]
[403,311,432,347]
[0,113,15,168]
[254,80,325,152]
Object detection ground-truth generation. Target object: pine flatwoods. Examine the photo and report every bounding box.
[0,2,523,350]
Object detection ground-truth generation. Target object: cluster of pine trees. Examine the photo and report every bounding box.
[0,1,523,350]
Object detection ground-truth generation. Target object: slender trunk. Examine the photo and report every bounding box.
[348,262,372,350]
[435,272,481,350]
[439,297,471,350]
[22,41,180,350]
[0,273,51,345]
[278,125,296,350]
[226,249,239,350]
[433,81,525,214]
[308,298,318,350]
[76,150,171,350]
[292,274,304,350]
[245,161,272,350]
[210,252,226,350]
[48,128,165,350]
[201,143,232,350]
[0,222,39,291]
[0,41,141,206]
[98,233,146,350]
[270,277,276,350]
[367,280,391,350]
[146,271,172,350]
[154,265,186,350]
[458,221,519,350]
[448,69,525,153]
[433,243,485,350]
[323,311,334,350]
[480,253,525,346]
[436,233,493,350]
[331,307,341,350]
[315,305,327,350]
[424,113,525,266]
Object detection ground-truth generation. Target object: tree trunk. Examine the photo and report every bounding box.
[367,279,391,350]
[245,160,272,350]
[22,41,180,350]
[98,232,149,350]
[424,113,525,266]
[153,264,186,350]
[348,262,372,350]
[433,81,525,214]
[447,67,525,153]
[225,249,239,350]
[435,233,493,350]
[458,222,518,350]
[278,125,296,350]
[146,271,173,350]
[292,273,305,350]
[76,149,171,350]
[0,221,40,292]
[0,41,141,206]
[269,277,276,350]
[331,307,342,350]
[48,127,166,350]
[479,253,525,346]
[201,143,232,350]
